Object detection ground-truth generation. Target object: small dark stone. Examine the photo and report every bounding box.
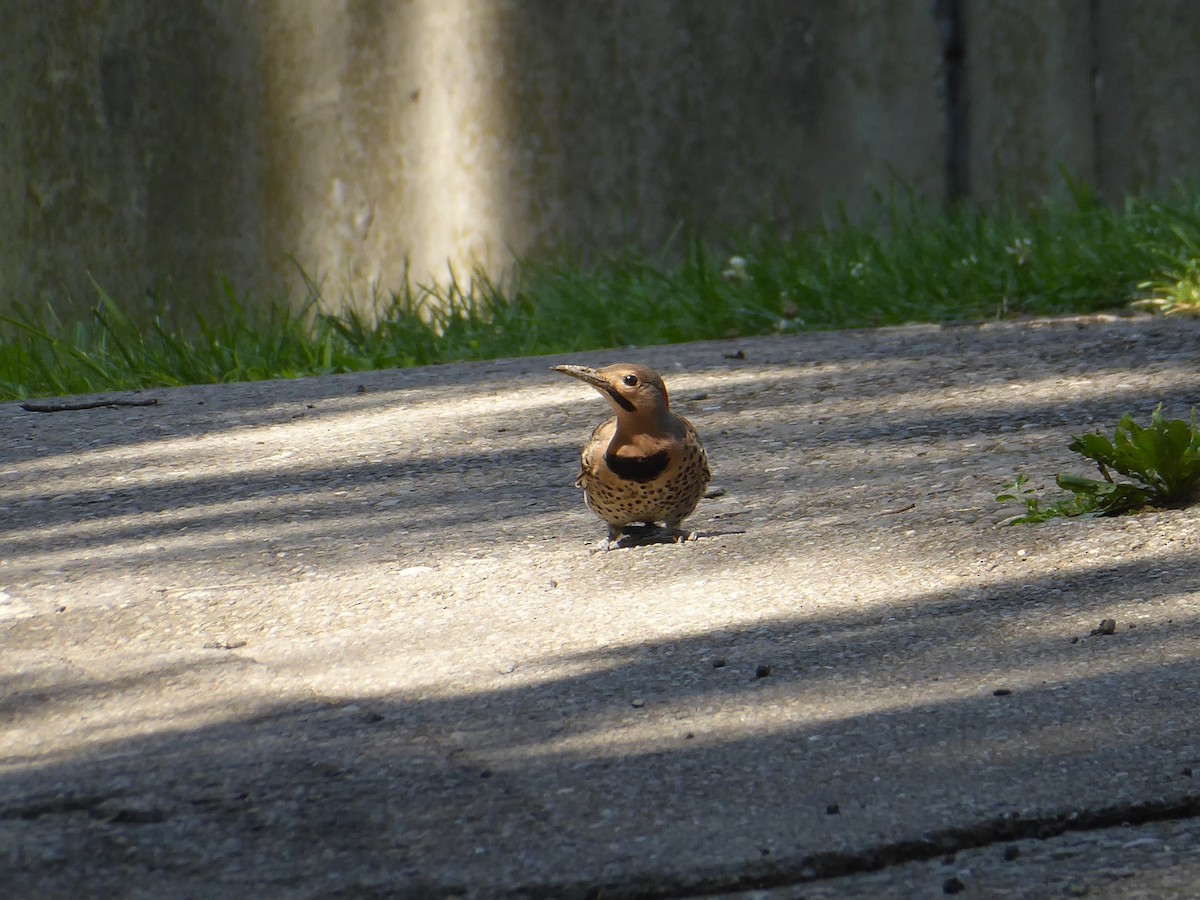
[993,687,1012,696]
[356,384,367,393]
[755,664,772,679]
[711,658,728,669]
[55,605,66,613]
[1070,636,1079,644]
[723,350,746,360]
[1092,618,1117,636]
[943,876,965,894]
[1183,767,1193,777]
[306,403,316,409]
[826,803,840,815]
[688,392,709,402]
[685,731,695,740]
[1003,844,1021,861]
[480,769,493,779]
[363,711,385,724]
[203,639,248,651]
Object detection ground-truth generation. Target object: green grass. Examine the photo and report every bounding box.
[4,179,1200,400]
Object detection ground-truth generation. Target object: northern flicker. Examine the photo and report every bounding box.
[552,363,711,549]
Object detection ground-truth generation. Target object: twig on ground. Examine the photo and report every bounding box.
[19,397,159,413]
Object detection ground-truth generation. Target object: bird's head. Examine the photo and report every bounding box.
[552,363,672,423]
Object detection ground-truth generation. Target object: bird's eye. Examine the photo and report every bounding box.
[622,374,639,387]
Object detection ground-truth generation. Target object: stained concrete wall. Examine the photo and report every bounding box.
[1092,1,1200,198]
[252,0,946,306]
[964,0,1200,202]
[0,1,270,309]
[964,0,1098,199]
[1,1,1198,316]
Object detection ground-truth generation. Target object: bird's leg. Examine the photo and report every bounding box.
[595,523,624,553]
[666,520,698,544]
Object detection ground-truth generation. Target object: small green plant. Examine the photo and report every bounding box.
[998,406,1200,523]
[1068,406,1200,506]
[995,474,1097,524]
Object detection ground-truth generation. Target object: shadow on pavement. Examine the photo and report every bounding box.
[3,548,1200,897]
[5,317,1200,896]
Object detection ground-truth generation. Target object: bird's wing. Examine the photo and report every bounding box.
[684,419,712,482]
[576,417,616,488]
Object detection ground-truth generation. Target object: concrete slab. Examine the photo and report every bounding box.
[3,315,1200,898]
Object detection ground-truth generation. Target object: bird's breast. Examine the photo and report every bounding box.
[603,449,671,483]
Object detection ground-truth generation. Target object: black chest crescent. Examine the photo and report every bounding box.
[605,449,670,483]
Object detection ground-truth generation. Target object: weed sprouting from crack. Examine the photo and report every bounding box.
[998,406,1200,524]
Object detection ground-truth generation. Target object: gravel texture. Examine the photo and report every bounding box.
[3,314,1200,898]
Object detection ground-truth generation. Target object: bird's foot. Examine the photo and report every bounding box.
[590,524,652,553]
[591,528,627,554]
[590,524,695,553]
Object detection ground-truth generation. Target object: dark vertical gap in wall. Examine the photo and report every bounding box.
[934,0,968,203]
[1087,0,1104,195]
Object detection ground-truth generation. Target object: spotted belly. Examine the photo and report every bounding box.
[579,443,709,529]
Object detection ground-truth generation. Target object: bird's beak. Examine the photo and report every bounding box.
[551,364,607,391]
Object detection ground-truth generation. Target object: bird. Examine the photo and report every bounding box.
[552,363,711,550]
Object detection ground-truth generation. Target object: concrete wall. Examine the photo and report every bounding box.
[250,0,945,305]
[1,0,271,309]
[1,1,1197,316]
[965,0,1098,199]
[1092,1,1200,197]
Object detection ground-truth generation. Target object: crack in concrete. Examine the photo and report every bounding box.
[0,791,128,821]
[509,793,1200,899]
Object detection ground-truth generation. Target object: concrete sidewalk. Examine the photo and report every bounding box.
[3,316,1200,898]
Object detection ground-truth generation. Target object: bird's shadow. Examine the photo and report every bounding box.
[599,523,747,552]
